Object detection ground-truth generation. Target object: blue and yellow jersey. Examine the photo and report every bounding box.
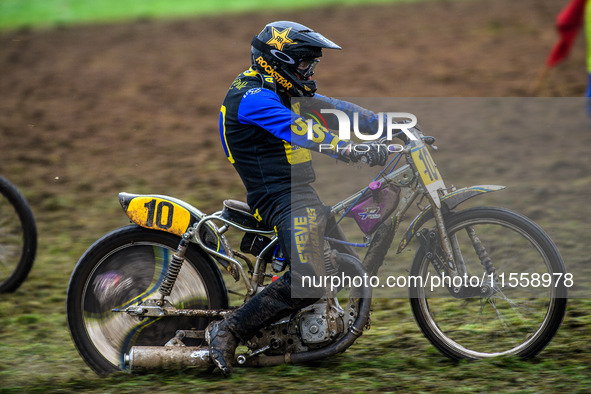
[218,67,383,214]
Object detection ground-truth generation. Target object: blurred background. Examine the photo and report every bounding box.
[1,0,590,391]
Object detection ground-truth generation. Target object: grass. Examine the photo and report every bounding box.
[1,295,590,392]
[0,0,430,31]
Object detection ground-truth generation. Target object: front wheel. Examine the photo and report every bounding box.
[409,207,567,360]
[66,225,228,375]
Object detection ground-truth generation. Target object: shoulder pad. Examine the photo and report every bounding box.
[243,68,258,77]
[235,68,276,92]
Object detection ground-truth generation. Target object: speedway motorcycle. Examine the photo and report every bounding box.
[66,126,568,375]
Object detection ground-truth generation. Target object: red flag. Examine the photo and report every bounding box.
[546,0,587,67]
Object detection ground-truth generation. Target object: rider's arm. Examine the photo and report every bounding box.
[311,94,409,143]
[311,94,382,135]
[237,88,348,157]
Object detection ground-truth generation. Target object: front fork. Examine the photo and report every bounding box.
[432,205,460,277]
[418,205,495,298]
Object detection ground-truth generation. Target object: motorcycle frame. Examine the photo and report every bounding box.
[189,130,500,297]
[117,127,505,318]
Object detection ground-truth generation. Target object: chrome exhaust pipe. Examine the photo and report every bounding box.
[126,346,211,370]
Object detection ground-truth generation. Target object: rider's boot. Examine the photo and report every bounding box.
[206,271,316,376]
[205,319,238,376]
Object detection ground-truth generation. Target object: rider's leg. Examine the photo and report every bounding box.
[207,189,328,375]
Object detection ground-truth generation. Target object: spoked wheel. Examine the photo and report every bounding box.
[409,207,567,360]
[66,225,228,375]
[0,176,37,293]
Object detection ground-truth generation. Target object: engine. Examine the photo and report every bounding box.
[246,298,357,355]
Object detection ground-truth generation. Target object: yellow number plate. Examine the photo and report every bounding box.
[126,196,191,236]
[411,145,442,187]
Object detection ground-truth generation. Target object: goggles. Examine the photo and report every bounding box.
[296,58,319,78]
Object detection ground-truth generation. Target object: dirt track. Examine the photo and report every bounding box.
[0,0,585,188]
[1,0,590,292]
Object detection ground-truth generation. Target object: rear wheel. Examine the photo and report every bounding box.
[66,225,228,375]
[409,207,567,360]
[0,176,37,293]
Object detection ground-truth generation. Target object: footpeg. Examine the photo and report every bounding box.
[236,345,271,365]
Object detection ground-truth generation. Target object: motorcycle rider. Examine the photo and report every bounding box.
[208,21,393,376]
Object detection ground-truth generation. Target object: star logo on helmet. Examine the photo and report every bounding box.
[266,27,296,51]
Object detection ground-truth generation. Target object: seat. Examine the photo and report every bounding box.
[220,200,271,231]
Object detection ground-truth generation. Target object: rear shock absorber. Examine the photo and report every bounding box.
[159,237,189,298]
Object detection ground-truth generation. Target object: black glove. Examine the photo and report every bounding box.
[339,141,389,167]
